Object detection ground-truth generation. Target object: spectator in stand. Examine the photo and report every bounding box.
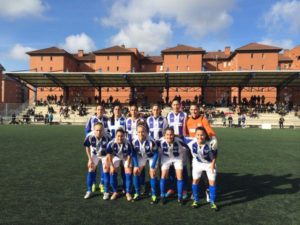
[241,114,246,128]
[279,116,285,129]
[222,115,226,127]
[228,115,233,128]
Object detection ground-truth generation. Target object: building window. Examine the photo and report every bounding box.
[41,56,43,61]
[116,66,119,71]
[40,67,43,71]
[50,67,52,71]
[289,63,292,68]
[261,65,264,70]
[262,53,265,58]
[176,66,179,71]
[50,56,53,61]
[250,65,253,70]
[251,53,254,58]
[107,56,110,60]
[107,66,110,71]
[117,56,119,60]
[187,54,189,60]
[177,54,179,60]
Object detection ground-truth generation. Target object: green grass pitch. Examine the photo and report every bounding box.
[0,125,299,225]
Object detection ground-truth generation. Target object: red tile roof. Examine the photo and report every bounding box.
[203,51,231,60]
[161,44,205,53]
[278,54,293,62]
[94,45,134,54]
[27,47,70,55]
[236,43,282,52]
[140,56,163,64]
[73,53,95,62]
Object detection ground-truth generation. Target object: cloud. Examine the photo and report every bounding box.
[100,0,235,53]
[260,38,294,49]
[263,0,300,33]
[59,33,96,53]
[0,0,47,19]
[110,20,172,53]
[9,44,35,61]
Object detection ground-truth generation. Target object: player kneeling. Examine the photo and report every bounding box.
[83,122,111,199]
[106,128,134,201]
[158,127,187,205]
[188,127,218,211]
[132,123,159,204]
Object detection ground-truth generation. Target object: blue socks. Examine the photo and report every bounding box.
[99,164,104,185]
[150,178,157,196]
[125,173,132,194]
[87,171,96,192]
[133,175,140,195]
[103,172,110,193]
[209,185,217,203]
[110,173,118,193]
[177,179,183,199]
[160,178,166,197]
[192,184,199,202]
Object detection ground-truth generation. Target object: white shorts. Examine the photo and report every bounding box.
[109,156,132,168]
[136,155,158,169]
[91,154,106,167]
[161,155,183,170]
[192,159,216,181]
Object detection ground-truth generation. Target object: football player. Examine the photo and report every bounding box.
[185,103,218,202]
[146,104,168,140]
[106,128,135,201]
[132,123,159,204]
[85,104,110,194]
[188,127,218,211]
[83,122,111,199]
[126,104,145,142]
[166,100,188,199]
[157,127,188,205]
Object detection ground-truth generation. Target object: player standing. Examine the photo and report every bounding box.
[188,127,218,211]
[83,122,111,199]
[132,123,159,204]
[85,104,110,194]
[158,127,188,205]
[106,128,135,201]
[146,104,168,140]
[166,100,188,199]
[126,104,144,142]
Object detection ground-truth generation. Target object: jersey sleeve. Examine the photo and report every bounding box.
[202,117,216,137]
[106,141,113,154]
[85,118,92,135]
[83,136,91,147]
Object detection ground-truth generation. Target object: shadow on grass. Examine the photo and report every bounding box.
[217,173,300,208]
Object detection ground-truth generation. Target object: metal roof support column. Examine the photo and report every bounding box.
[201,87,205,104]
[165,73,170,105]
[34,87,37,102]
[276,86,281,102]
[63,87,69,104]
[238,87,243,104]
[98,86,102,104]
[130,87,136,104]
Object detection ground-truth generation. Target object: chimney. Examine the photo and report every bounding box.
[225,46,231,56]
[78,49,84,57]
